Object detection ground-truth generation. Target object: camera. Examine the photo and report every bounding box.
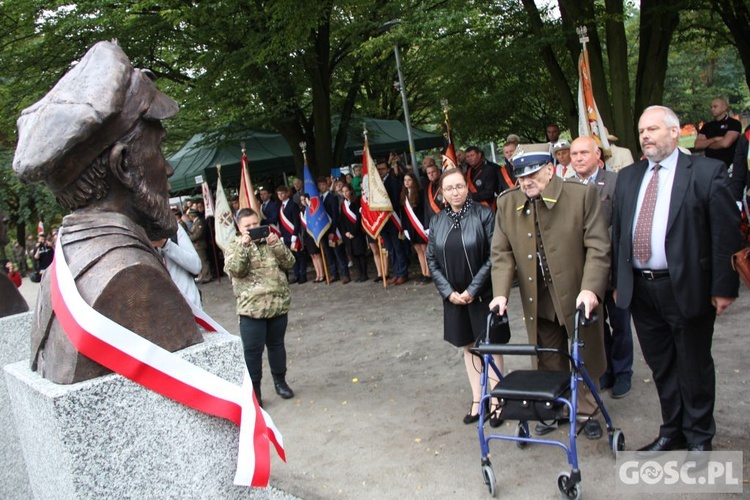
[247,225,271,241]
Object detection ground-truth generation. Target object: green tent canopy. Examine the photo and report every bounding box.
[167,117,444,193]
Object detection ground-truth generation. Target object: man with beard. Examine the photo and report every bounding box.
[12,41,203,384]
[464,146,499,209]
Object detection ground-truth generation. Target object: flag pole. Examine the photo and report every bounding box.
[213,164,225,283]
[378,239,387,289]
[301,141,331,284]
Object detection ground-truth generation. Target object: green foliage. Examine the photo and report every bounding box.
[0,149,64,243]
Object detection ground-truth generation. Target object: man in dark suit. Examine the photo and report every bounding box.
[260,188,279,226]
[376,159,410,285]
[612,105,742,453]
[571,136,633,399]
[276,185,307,284]
[317,176,350,284]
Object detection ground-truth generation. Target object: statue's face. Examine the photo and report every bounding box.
[129,121,176,239]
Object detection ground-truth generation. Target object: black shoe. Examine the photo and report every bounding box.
[489,407,504,428]
[534,420,562,435]
[599,373,614,391]
[463,401,480,424]
[611,377,631,398]
[288,277,298,284]
[252,381,263,408]
[373,276,383,283]
[582,419,603,440]
[297,278,307,284]
[272,374,294,399]
[686,443,712,470]
[637,436,687,454]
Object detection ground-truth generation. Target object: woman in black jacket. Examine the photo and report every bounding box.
[426,168,508,427]
[340,183,369,282]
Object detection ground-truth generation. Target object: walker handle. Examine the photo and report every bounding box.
[471,344,538,356]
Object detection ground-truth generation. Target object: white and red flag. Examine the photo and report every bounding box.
[360,134,392,239]
[577,45,610,152]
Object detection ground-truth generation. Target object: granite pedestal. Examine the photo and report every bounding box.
[0,312,33,499]
[4,331,275,499]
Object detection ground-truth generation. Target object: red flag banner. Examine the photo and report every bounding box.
[360,138,392,239]
[441,129,458,171]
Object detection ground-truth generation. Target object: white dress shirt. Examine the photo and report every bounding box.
[631,147,679,270]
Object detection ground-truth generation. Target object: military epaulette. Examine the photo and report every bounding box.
[497,185,521,200]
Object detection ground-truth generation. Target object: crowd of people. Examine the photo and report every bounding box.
[6,89,747,452]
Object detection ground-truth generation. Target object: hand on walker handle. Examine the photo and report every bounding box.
[488,296,508,316]
[575,290,598,319]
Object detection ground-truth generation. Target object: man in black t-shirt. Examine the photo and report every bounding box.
[695,98,742,168]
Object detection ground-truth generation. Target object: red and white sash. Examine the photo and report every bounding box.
[390,211,403,233]
[279,203,295,236]
[342,200,358,225]
[403,202,428,242]
[49,234,285,487]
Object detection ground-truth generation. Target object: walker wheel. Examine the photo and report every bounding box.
[482,464,496,497]
[515,422,528,449]
[557,471,581,500]
[610,429,625,457]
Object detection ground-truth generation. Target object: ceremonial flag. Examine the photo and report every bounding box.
[577,47,611,151]
[239,149,263,218]
[302,164,331,246]
[201,181,215,217]
[441,129,458,171]
[360,136,393,239]
[37,221,45,235]
[441,102,458,171]
[213,167,236,251]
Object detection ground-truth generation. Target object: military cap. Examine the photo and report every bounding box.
[13,40,178,193]
[552,140,571,153]
[512,152,553,178]
[188,209,199,216]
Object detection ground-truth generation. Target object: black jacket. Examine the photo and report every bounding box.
[426,202,495,300]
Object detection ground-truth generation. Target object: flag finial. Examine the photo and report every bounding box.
[362,125,368,142]
[216,163,221,176]
[299,141,308,164]
[241,141,246,155]
[576,25,589,47]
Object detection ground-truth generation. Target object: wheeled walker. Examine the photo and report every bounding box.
[470,306,625,498]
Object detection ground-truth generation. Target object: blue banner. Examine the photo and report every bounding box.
[303,165,331,247]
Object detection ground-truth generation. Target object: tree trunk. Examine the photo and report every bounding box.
[521,0,578,134]
[332,65,362,168]
[714,0,750,93]
[633,0,683,124]
[604,0,637,155]
[307,18,333,179]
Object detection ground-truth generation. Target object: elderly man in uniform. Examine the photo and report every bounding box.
[13,41,202,384]
[489,151,611,439]
[552,140,574,179]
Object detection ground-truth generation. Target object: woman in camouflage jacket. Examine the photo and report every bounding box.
[224,208,296,406]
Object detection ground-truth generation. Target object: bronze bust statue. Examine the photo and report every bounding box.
[13,41,203,384]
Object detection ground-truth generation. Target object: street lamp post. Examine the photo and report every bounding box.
[383,20,420,186]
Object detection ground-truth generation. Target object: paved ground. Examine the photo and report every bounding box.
[17,263,749,499]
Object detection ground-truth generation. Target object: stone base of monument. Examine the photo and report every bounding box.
[4,331,275,500]
[0,312,32,500]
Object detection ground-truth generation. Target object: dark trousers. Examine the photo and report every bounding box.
[323,241,349,278]
[292,249,307,282]
[602,290,634,380]
[536,317,597,415]
[381,222,408,278]
[631,275,716,445]
[239,314,289,382]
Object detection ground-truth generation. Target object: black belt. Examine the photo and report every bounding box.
[634,269,670,280]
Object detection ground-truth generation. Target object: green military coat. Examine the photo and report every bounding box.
[491,175,611,380]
